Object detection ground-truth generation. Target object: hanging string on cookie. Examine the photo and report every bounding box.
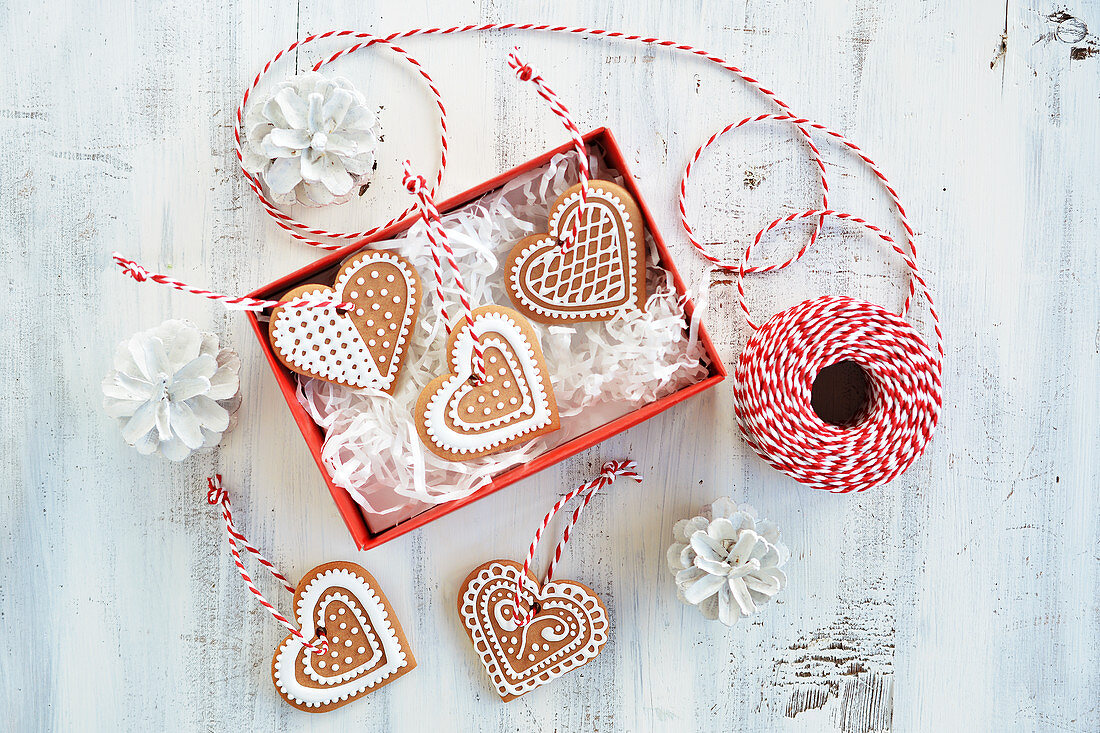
[205,475,329,656]
[400,161,486,383]
[110,253,354,312]
[507,48,589,252]
[514,460,641,627]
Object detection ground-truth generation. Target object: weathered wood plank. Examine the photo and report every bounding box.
[1,0,1096,731]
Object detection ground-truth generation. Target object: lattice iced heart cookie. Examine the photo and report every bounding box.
[506,180,647,323]
[458,559,609,701]
[415,305,559,461]
[272,561,415,712]
[268,250,421,392]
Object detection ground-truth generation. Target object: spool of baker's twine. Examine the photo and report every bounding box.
[730,210,943,492]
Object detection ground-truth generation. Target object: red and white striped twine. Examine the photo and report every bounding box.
[507,48,589,251]
[235,25,826,251]
[400,161,486,382]
[677,112,919,315]
[514,460,641,627]
[205,476,328,656]
[111,253,352,312]
[732,211,943,492]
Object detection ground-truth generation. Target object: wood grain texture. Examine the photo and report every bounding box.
[1,1,1097,730]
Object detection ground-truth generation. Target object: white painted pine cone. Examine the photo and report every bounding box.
[102,320,241,461]
[667,498,789,625]
[242,71,378,207]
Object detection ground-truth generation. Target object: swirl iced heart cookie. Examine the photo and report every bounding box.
[414,305,559,461]
[506,180,647,324]
[457,559,609,701]
[271,561,415,712]
[268,250,421,392]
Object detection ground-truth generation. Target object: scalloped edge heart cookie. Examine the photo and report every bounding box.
[458,559,609,701]
[271,561,415,713]
[414,305,559,461]
[506,180,646,324]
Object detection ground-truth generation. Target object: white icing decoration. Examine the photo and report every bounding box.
[509,188,641,321]
[423,311,553,455]
[445,338,534,431]
[459,561,607,698]
[273,567,409,708]
[301,591,381,685]
[269,251,418,390]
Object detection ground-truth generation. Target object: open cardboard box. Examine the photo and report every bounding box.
[247,128,727,550]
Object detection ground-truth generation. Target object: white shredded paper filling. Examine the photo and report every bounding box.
[294,151,710,532]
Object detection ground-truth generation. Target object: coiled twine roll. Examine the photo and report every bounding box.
[733,295,942,492]
[720,207,944,493]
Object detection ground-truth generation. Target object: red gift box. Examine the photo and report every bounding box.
[247,128,727,550]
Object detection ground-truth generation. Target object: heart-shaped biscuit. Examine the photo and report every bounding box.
[414,305,559,461]
[271,561,415,712]
[268,250,421,392]
[458,559,609,701]
[506,180,647,324]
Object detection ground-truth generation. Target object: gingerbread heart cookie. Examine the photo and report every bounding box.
[268,250,421,392]
[506,180,647,324]
[458,559,610,701]
[271,561,415,712]
[415,305,559,461]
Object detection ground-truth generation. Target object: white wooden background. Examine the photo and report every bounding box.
[2,1,1097,731]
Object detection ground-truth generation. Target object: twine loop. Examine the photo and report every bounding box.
[508,47,590,252]
[507,49,536,82]
[204,476,328,656]
[514,460,642,627]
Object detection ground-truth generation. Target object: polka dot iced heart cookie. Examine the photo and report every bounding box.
[268,250,421,392]
[272,561,415,712]
[414,305,560,461]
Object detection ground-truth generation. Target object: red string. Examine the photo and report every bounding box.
[400,162,486,382]
[111,253,353,312]
[514,460,641,627]
[507,48,590,252]
[234,25,828,255]
[205,476,328,656]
